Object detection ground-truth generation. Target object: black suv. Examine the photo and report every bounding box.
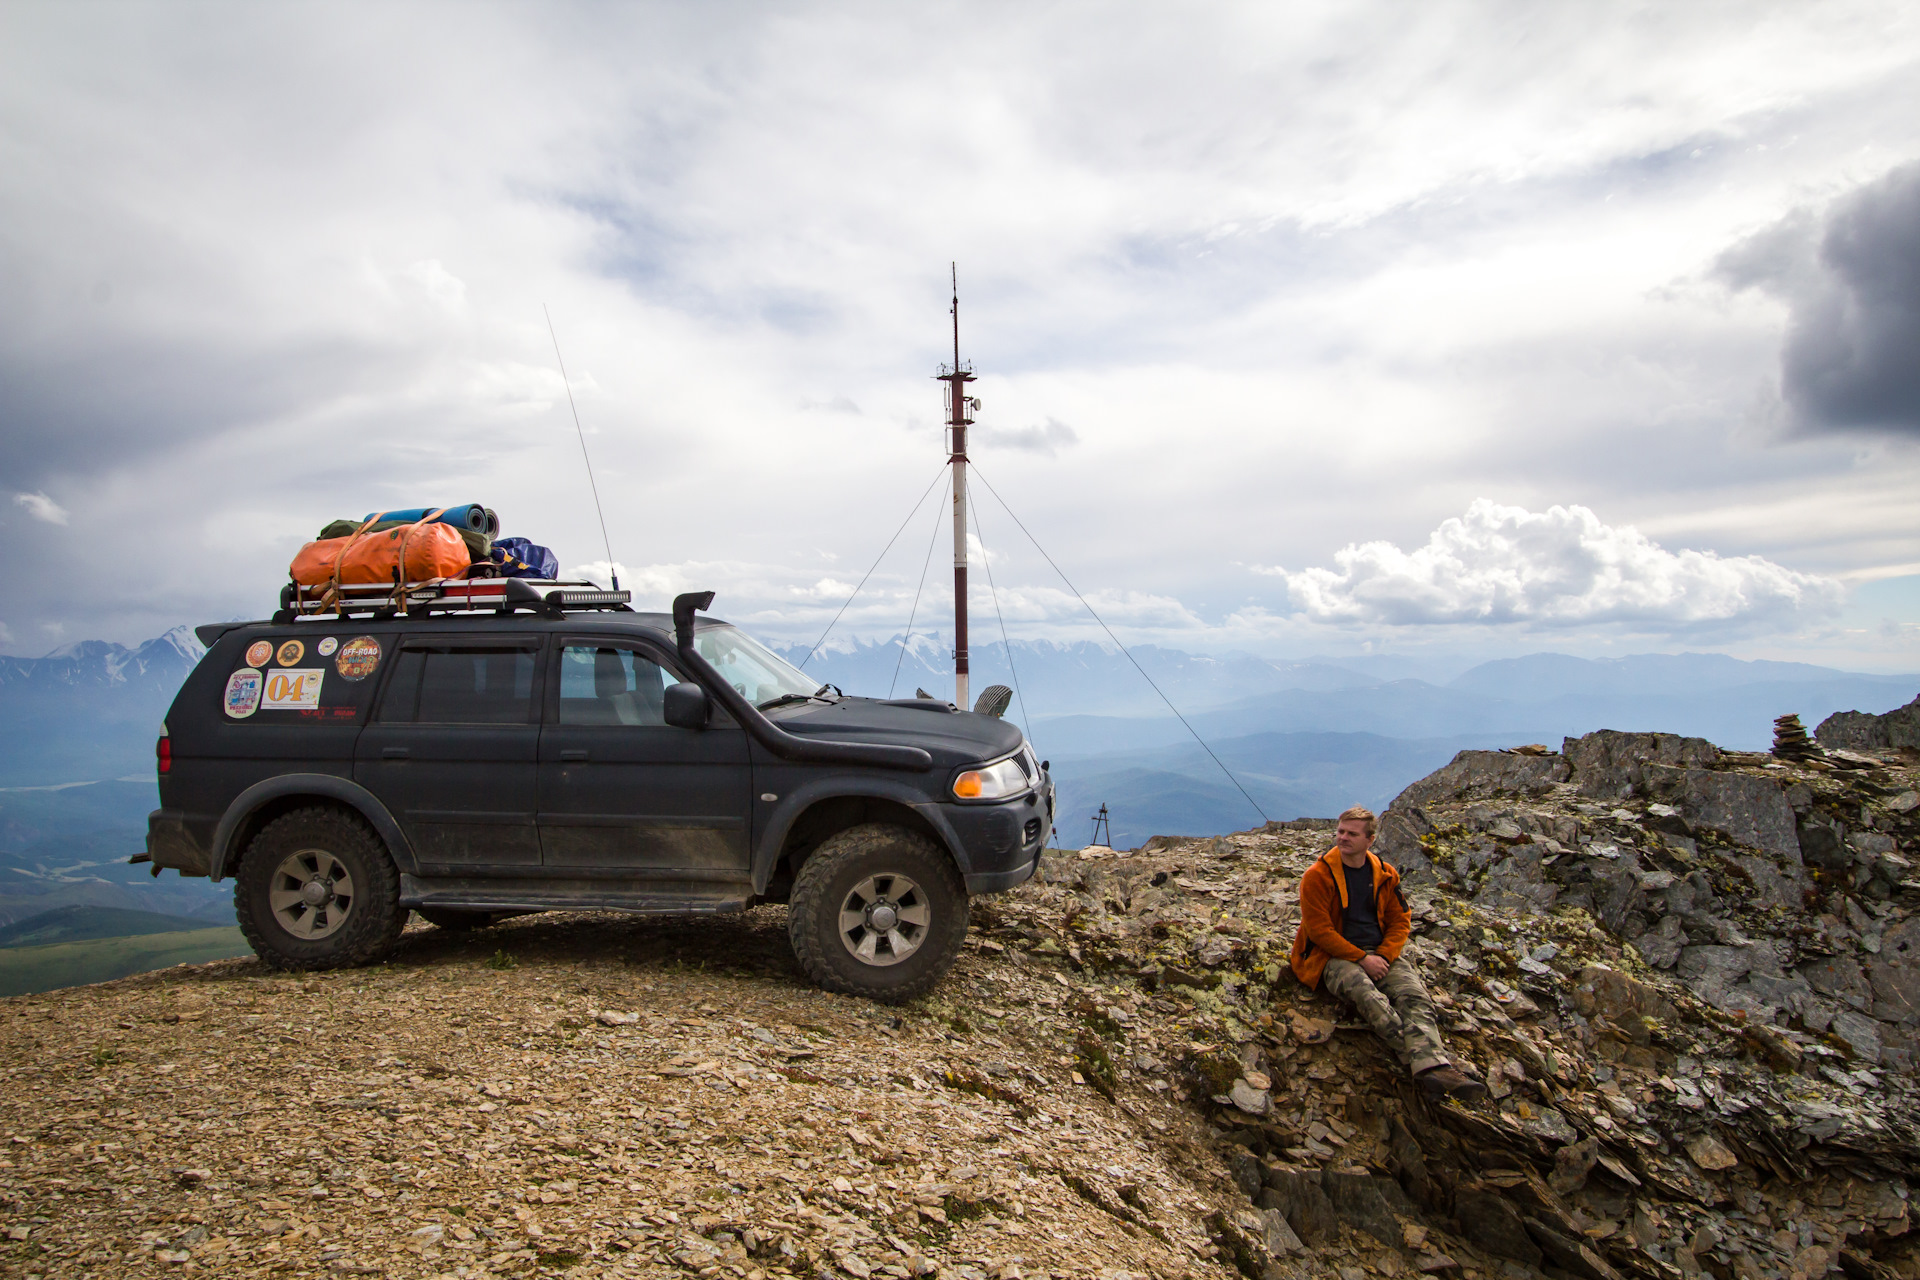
[144,591,1053,1001]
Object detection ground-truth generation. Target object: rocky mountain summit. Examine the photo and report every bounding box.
[2,726,1917,1280]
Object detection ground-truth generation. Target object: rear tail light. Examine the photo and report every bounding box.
[156,734,171,775]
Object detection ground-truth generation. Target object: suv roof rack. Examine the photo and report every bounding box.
[274,576,633,623]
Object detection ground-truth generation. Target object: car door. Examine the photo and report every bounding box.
[537,638,752,874]
[355,636,546,870]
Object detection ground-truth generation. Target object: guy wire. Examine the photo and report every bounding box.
[967,492,1037,758]
[543,305,619,590]
[970,463,1269,824]
[800,463,950,670]
[891,471,951,699]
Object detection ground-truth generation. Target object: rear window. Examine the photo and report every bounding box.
[218,633,387,723]
[376,644,541,725]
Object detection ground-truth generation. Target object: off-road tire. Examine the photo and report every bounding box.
[788,823,968,1003]
[235,806,405,970]
[417,908,503,931]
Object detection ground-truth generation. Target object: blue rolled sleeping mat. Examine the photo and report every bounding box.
[361,504,499,537]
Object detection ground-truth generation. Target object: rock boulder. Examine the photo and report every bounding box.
[1815,695,1920,751]
[1641,766,1801,866]
[1564,730,1719,801]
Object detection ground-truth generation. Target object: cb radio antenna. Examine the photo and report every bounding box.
[543,305,619,590]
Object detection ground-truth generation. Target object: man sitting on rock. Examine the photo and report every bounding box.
[1290,806,1485,1099]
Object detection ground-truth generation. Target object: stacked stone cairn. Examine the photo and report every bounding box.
[1772,713,1817,761]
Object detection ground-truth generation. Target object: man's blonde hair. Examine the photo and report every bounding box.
[1338,805,1377,837]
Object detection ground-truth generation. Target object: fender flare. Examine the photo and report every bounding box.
[752,776,972,893]
[209,774,416,882]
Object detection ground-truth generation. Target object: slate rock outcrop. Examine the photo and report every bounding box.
[1818,693,1920,752]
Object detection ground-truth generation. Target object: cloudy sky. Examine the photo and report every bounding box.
[3,1,1918,676]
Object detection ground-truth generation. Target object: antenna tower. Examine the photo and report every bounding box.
[936,264,977,710]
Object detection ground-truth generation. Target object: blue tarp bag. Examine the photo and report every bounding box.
[492,537,560,579]
[361,504,499,536]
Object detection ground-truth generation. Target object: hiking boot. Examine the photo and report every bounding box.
[1417,1065,1487,1100]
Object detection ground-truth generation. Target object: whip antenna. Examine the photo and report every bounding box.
[543,305,619,590]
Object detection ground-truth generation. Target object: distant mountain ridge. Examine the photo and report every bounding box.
[0,627,205,786]
[1446,650,1891,698]
[0,625,204,690]
[0,905,217,948]
[1,624,1913,859]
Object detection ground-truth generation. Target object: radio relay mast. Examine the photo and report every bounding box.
[936,265,979,710]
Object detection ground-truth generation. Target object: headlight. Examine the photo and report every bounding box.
[952,755,1029,801]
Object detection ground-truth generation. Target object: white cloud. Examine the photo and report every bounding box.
[402,259,467,311]
[0,5,1917,660]
[1261,499,1843,629]
[14,491,68,525]
[976,417,1078,456]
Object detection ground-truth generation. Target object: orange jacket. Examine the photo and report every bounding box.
[1289,847,1411,989]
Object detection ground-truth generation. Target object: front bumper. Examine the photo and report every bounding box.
[947,777,1053,895]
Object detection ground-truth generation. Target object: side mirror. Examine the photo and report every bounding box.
[663,681,709,730]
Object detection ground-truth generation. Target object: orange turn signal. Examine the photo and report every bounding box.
[953,771,985,799]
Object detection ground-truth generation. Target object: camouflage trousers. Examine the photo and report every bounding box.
[1321,955,1449,1076]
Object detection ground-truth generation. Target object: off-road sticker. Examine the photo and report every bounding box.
[224,668,263,718]
[334,636,382,681]
[276,639,305,666]
[316,636,339,657]
[244,640,273,668]
[262,668,325,710]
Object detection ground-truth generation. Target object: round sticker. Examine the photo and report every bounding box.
[335,636,382,681]
[244,640,273,668]
[276,639,305,666]
[224,668,263,719]
[316,636,339,657]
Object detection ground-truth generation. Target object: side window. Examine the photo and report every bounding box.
[556,645,673,726]
[376,645,540,725]
[374,650,424,723]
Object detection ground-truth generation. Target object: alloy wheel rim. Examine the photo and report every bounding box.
[836,872,931,967]
[267,848,355,940]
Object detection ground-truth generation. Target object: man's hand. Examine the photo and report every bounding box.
[1360,953,1390,982]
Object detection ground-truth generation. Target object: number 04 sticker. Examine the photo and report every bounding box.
[262,668,325,710]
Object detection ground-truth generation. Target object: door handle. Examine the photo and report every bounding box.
[560,749,589,763]
[382,747,410,760]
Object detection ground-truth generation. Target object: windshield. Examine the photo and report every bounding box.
[693,625,822,708]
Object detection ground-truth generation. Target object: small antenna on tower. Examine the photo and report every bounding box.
[936,264,976,710]
[543,305,619,590]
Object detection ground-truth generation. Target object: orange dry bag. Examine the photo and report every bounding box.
[290,537,349,587]
[335,520,472,584]
[287,519,471,587]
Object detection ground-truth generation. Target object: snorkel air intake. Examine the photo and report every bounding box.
[673,592,932,772]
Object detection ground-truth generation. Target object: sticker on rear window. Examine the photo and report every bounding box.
[334,636,382,681]
[244,640,273,668]
[276,639,305,666]
[316,636,339,657]
[263,668,324,710]
[224,669,263,718]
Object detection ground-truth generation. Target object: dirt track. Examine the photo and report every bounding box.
[0,898,1248,1280]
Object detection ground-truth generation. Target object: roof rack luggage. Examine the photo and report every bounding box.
[274,575,632,623]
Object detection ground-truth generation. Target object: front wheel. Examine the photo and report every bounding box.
[235,807,404,970]
[788,824,968,1003]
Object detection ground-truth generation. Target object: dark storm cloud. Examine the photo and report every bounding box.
[1719,162,1920,434]
[0,328,414,487]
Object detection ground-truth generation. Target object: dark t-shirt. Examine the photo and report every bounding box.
[1340,861,1384,952]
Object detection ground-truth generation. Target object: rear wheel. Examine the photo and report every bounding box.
[235,807,404,970]
[788,824,968,1003]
